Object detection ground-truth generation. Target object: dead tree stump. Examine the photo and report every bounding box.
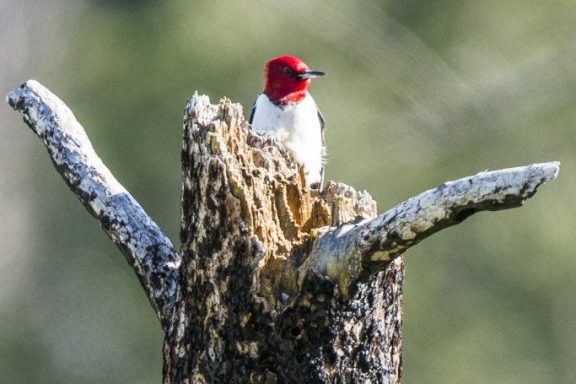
[6,81,559,384]
[163,94,403,382]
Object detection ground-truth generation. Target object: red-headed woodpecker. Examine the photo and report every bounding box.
[249,55,326,189]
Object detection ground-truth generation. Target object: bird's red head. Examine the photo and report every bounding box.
[263,55,324,105]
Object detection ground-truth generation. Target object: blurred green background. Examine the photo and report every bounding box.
[1,0,574,382]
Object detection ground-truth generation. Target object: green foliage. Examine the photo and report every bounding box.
[2,0,575,382]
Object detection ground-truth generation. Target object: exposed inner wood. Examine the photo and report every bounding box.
[180,94,378,307]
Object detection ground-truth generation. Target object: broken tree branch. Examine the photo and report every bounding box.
[307,162,560,294]
[6,80,180,330]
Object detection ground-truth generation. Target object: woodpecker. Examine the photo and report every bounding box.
[249,55,326,189]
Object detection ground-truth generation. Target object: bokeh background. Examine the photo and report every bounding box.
[1,1,574,382]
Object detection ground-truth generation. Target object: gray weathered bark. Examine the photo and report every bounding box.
[6,80,180,331]
[7,80,559,383]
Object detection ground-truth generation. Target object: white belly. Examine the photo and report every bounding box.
[251,92,324,186]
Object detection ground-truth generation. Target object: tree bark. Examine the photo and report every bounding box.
[7,81,560,383]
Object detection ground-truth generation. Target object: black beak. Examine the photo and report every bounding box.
[297,70,325,80]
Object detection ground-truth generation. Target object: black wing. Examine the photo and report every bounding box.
[317,106,326,191]
[249,97,257,124]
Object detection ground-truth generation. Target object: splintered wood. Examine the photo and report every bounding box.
[181,94,375,304]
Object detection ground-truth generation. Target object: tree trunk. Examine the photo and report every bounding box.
[7,81,559,384]
[161,95,402,383]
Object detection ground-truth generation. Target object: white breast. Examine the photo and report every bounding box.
[251,92,324,187]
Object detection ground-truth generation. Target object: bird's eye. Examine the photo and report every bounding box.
[283,67,295,76]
